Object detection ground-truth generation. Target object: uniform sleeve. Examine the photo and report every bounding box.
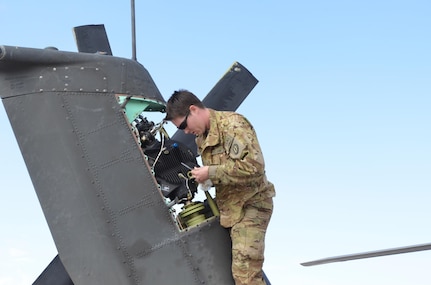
[208,114,266,186]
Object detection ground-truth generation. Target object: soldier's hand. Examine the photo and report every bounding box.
[191,166,209,183]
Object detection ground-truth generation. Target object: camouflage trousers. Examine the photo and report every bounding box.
[230,197,273,285]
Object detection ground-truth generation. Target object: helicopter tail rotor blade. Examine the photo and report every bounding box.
[301,243,431,266]
[73,24,113,55]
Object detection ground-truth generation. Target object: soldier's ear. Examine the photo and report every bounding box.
[189,105,198,114]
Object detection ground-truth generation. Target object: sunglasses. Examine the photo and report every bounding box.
[178,111,190,130]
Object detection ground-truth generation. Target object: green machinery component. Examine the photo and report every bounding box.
[117,95,166,123]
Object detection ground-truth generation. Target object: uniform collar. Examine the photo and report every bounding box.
[197,109,221,150]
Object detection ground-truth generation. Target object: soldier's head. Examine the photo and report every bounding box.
[165,89,209,135]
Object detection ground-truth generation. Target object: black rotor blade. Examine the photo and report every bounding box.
[201,61,258,111]
[33,255,73,285]
[171,61,258,155]
[73,24,112,55]
[301,242,431,266]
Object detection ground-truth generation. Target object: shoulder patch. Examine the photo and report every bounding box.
[229,137,246,159]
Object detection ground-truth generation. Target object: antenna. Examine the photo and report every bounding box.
[131,0,137,60]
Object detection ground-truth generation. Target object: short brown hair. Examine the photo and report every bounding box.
[164,89,204,120]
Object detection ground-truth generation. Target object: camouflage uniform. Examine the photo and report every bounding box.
[196,109,275,285]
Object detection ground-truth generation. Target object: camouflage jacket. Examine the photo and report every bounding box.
[196,109,275,228]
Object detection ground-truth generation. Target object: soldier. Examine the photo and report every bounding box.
[164,90,275,285]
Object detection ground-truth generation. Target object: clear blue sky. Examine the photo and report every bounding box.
[1,1,430,284]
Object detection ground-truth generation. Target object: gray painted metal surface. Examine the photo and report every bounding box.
[0,45,238,284]
[0,45,165,107]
